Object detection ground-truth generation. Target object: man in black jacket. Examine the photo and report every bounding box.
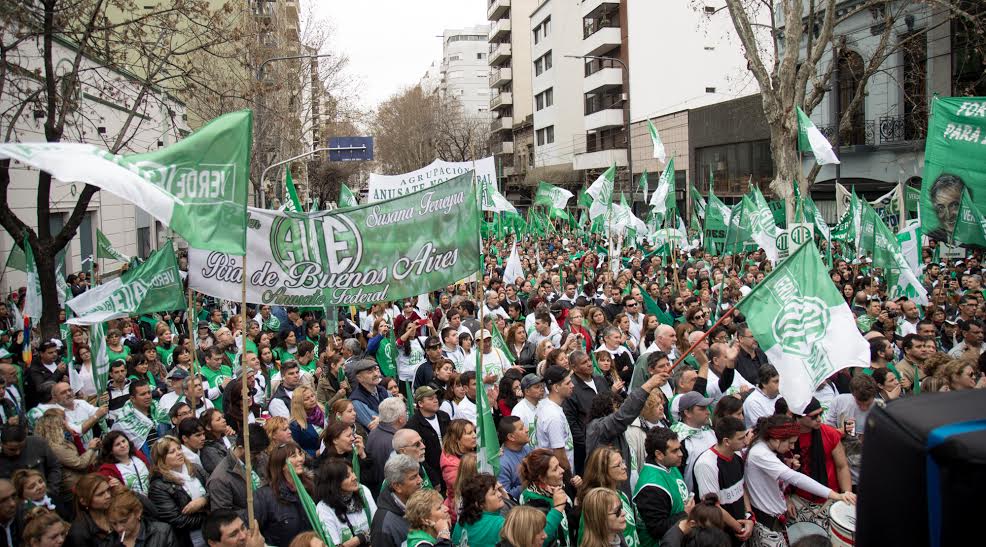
[0,424,62,515]
[371,454,423,547]
[403,386,449,492]
[25,341,66,409]
[207,424,270,521]
[563,350,610,476]
[735,326,769,385]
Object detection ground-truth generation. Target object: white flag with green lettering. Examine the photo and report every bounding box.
[736,241,868,413]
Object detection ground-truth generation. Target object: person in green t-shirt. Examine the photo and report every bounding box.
[405,489,452,547]
[633,427,693,547]
[154,327,176,368]
[105,328,131,367]
[200,346,233,409]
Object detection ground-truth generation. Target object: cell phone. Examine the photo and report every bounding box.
[686,493,695,505]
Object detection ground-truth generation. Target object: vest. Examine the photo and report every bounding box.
[633,463,688,547]
[271,385,292,411]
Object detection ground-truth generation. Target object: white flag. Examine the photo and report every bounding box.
[22,240,42,319]
[503,243,524,286]
[586,164,616,220]
[648,119,667,163]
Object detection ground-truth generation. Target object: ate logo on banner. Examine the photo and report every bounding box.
[270,214,365,281]
[769,274,834,385]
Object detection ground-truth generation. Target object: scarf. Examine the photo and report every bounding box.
[670,420,710,442]
[113,400,167,448]
[798,398,829,486]
[29,496,56,511]
[262,315,281,332]
[306,404,325,431]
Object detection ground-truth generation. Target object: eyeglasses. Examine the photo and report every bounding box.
[609,506,625,516]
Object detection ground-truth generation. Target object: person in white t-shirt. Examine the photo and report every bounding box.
[743,364,780,429]
[535,366,580,488]
[51,381,106,443]
[512,373,544,444]
[477,329,513,388]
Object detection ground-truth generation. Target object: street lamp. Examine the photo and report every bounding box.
[565,54,633,197]
[255,53,333,208]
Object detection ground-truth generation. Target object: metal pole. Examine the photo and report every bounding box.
[260,147,360,203]
[564,54,633,197]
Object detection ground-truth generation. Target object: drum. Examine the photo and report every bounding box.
[829,500,856,546]
[786,521,827,544]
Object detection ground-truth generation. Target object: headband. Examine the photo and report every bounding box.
[766,422,801,440]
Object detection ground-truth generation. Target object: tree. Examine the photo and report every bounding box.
[0,0,239,338]
[372,85,440,175]
[720,0,982,218]
[435,96,491,162]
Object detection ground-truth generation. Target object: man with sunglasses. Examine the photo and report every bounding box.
[412,336,445,390]
[735,326,769,385]
[789,397,854,527]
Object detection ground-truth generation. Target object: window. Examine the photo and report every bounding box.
[535,88,554,110]
[536,126,555,145]
[705,87,716,93]
[477,53,485,59]
[837,49,867,145]
[449,55,460,61]
[704,6,716,14]
[546,126,554,143]
[533,16,550,44]
[534,51,552,76]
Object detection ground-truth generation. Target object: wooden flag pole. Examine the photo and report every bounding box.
[239,253,255,529]
[670,307,736,370]
[186,287,199,414]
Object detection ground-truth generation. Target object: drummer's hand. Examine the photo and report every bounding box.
[834,491,857,505]
[735,519,754,541]
[786,499,797,518]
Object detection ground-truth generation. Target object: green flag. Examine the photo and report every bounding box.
[704,188,729,254]
[475,350,500,475]
[339,184,359,208]
[22,237,42,319]
[65,246,185,324]
[748,188,781,262]
[647,119,667,162]
[735,241,868,412]
[797,106,840,165]
[287,464,334,546]
[376,327,398,379]
[858,202,929,304]
[921,97,986,244]
[0,110,252,254]
[638,170,649,204]
[534,181,574,210]
[491,321,515,362]
[637,283,674,325]
[953,186,986,247]
[96,229,130,262]
[284,168,303,212]
[690,182,707,220]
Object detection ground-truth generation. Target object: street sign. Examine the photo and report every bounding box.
[328,136,373,162]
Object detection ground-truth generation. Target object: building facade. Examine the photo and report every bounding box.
[441,25,493,118]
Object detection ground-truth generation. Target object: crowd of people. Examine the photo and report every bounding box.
[0,229,982,547]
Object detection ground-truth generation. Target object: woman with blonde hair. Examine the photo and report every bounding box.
[404,489,452,547]
[585,306,609,348]
[147,437,210,547]
[33,408,99,510]
[941,359,978,391]
[289,385,325,458]
[578,488,628,547]
[575,448,637,547]
[22,507,69,547]
[500,506,549,547]
[107,490,176,547]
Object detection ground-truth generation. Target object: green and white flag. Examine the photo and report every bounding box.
[896,220,922,277]
[376,328,398,379]
[703,189,729,254]
[66,246,185,324]
[735,241,868,413]
[284,168,303,212]
[475,349,500,475]
[482,180,517,213]
[96,229,130,262]
[89,322,111,393]
[796,106,840,165]
[22,237,42,319]
[534,181,574,211]
[749,186,781,262]
[921,97,986,244]
[858,202,928,304]
[647,119,667,163]
[586,163,616,220]
[0,110,252,254]
[690,183,707,220]
[339,184,359,208]
[649,156,675,217]
[953,186,986,247]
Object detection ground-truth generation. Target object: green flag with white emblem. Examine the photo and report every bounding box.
[534,181,574,211]
[339,184,359,208]
[97,229,130,262]
[735,241,869,413]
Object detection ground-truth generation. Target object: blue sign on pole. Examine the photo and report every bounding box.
[328,136,374,162]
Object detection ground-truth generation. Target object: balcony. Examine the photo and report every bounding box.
[491,116,513,133]
[489,67,512,87]
[814,120,875,147]
[878,115,927,145]
[574,148,627,171]
[489,18,511,41]
[487,0,510,21]
[494,140,514,155]
[488,42,512,66]
[582,26,621,57]
[583,66,622,93]
[581,0,620,18]
[491,91,513,110]
[585,108,624,131]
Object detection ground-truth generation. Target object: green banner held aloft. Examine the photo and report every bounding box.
[921,97,986,245]
[189,172,481,307]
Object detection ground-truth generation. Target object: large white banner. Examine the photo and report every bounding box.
[367,157,496,202]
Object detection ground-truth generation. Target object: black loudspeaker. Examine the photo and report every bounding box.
[856,389,986,547]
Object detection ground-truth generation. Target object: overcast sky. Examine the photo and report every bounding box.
[313,0,488,110]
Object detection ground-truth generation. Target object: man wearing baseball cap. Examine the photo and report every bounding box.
[670,391,716,488]
[512,374,544,442]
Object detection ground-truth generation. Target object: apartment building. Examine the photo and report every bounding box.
[487,0,537,193]
[441,26,493,118]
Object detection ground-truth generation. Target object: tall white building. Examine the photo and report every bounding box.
[441,25,493,118]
